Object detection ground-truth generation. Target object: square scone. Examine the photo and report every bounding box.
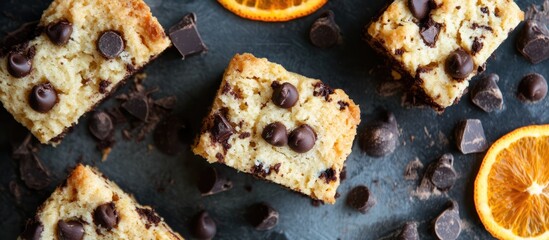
[365,0,523,110]
[0,0,171,144]
[193,53,361,203]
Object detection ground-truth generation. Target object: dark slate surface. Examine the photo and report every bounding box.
[0,0,548,239]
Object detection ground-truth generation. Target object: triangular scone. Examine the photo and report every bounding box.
[193,53,361,204]
[19,165,183,239]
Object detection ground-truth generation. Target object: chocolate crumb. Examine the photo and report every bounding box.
[313,82,335,101]
[136,208,161,229]
[319,168,337,183]
[239,132,251,139]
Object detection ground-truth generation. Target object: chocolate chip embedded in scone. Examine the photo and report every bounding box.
[97,31,125,59]
[46,20,72,46]
[57,220,85,240]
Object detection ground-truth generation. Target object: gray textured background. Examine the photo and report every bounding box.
[1,0,548,239]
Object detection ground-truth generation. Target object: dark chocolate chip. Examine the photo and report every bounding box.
[288,124,316,153]
[46,20,72,46]
[7,51,32,78]
[154,115,186,155]
[309,10,340,48]
[136,207,161,228]
[20,218,44,240]
[517,73,548,102]
[29,83,58,113]
[211,113,234,143]
[455,119,488,154]
[445,49,474,79]
[319,168,337,183]
[19,153,51,190]
[94,202,118,230]
[168,13,207,59]
[313,82,335,101]
[262,122,288,147]
[471,37,483,54]
[57,220,84,240]
[246,203,279,231]
[97,31,124,59]
[271,82,299,108]
[360,112,399,157]
[191,211,216,239]
[470,74,503,112]
[480,6,489,14]
[121,96,149,121]
[197,166,233,196]
[433,201,461,240]
[89,111,113,140]
[427,154,457,191]
[346,185,376,214]
[408,0,431,20]
[396,222,419,240]
[516,20,549,64]
[420,18,441,47]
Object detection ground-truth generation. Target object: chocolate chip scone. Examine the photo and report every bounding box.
[0,0,171,144]
[365,0,523,110]
[193,53,361,204]
[18,165,183,240]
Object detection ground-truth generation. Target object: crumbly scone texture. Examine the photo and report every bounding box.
[19,165,183,240]
[366,0,523,109]
[0,0,171,144]
[193,53,361,204]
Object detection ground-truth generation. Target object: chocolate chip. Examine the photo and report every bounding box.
[360,112,399,157]
[19,153,51,190]
[136,207,161,228]
[89,111,113,140]
[154,115,186,155]
[309,10,341,48]
[433,201,461,240]
[168,13,207,59]
[516,20,549,64]
[408,0,431,20]
[471,37,483,54]
[262,122,288,147]
[517,73,548,102]
[29,83,58,113]
[211,112,235,144]
[288,124,316,153]
[94,202,118,230]
[426,154,457,191]
[20,218,43,240]
[346,185,376,214]
[191,211,216,239]
[98,80,110,94]
[420,18,441,47]
[396,222,419,240]
[455,119,488,154]
[197,166,233,196]
[46,20,72,46]
[445,49,474,79]
[313,82,335,101]
[319,168,337,183]
[470,74,503,112]
[7,51,32,78]
[57,220,84,240]
[271,82,299,108]
[121,96,149,121]
[246,203,279,231]
[97,31,124,59]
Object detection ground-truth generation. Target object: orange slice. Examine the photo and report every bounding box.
[475,125,549,240]
[217,0,327,22]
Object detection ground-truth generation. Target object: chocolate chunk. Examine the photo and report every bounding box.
[271,82,299,108]
[29,83,58,113]
[517,73,548,102]
[426,154,457,191]
[433,201,461,240]
[420,18,441,47]
[408,0,431,20]
[360,112,399,157]
[455,119,488,154]
[89,111,113,140]
[470,73,503,112]
[20,218,44,240]
[169,13,207,59]
[154,115,185,155]
[136,208,161,228]
[288,124,316,153]
[94,202,118,230]
[8,51,32,78]
[122,96,149,121]
[346,185,376,214]
[319,168,337,183]
[197,166,232,196]
[57,220,84,240]
[445,49,474,79]
[516,20,549,64]
[46,20,72,46]
[471,37,483,54]
[262,122,288,147]
[309,10,341,48]
[19,153,51,190]
[211,113,234,143]
[246,203,279,231]
[396,222,419,240]
[313,82,335,101]
[191,211,216,239]
[97,31,124,59]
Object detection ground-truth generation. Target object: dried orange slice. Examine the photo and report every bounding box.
[475,125,549,240]
[217,0,327,22]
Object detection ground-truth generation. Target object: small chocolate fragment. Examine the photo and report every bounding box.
[420,18,441,47]
[20,218,44,240]
[191,211,216,239]
[445,49,474,79]
[136,208,161,227]
[211,113,234,143]
[319,168,337,183]
[271,82,299,108]
[154,115,185,155]
[470,74,503,112]
[169,13,207,59]
[516,20,549,64]
[29,83,58,113]
[517,73,548,102]
[57,220,84,240]
[122,96,149,121]
[197,166,233,196]
[433,201,461,240]
[360,112,399,157]
[19,153,51,190]
[396,222,419,240]
[288,124,316,153]
[246,203,279,231]
[8,52,32,78]
[94,202,118,230]
[262,122,288,147]
[346,185,376,214]
[46,20,72,46]
[97,31,124,59]
[408,0,431,20]
[309,10,341,48]
[426,154,457,191]
[454,119,488,154]
[89,111,113,140]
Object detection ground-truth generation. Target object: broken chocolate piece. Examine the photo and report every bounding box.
[433,201,461,240]
[122,96,149,121]
[89,111,114,141]
[455,119,488,154]
[360,112,399,157]
[346,185,376,214]
[246,203,279,231]
[470,73,503,112]
[408,0,431,20]
[57,220,84,240]
[420,18,441,47]
[211,113,234,143]
[517,73,548,102]
[309,10,341,48]
[169,13,207,59]
[197,166,232,196]
[426,154,457,191]
[191,211,216,239]
[153,115,185,155]
[516,20,549,64]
